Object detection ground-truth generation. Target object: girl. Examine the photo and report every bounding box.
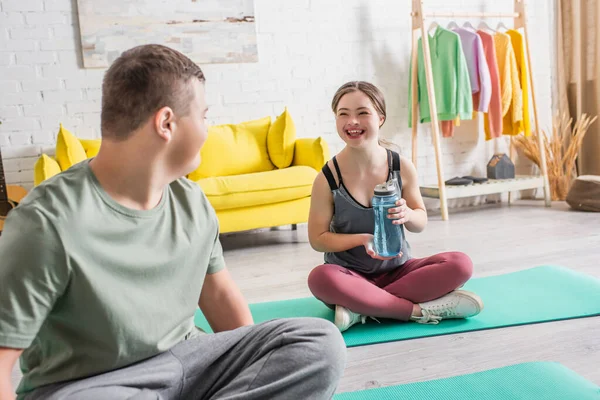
[307,81,483,332]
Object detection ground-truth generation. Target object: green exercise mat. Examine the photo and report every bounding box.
[333,362,600,399]
[195,265,600,347]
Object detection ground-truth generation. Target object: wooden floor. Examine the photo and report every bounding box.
[11,200,600,394]
[217,200,600,394]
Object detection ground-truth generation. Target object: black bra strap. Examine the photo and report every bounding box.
[332,156,343,185]
[391,150,401,172]
[386,149,393,174]
[325,152,399,190]
[386,149,402,188]
[322,163,338,191]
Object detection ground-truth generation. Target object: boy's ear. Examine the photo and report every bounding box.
[154,106,175,142]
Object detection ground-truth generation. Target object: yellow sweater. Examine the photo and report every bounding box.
[493,32,523,136]
[506,29,531,136]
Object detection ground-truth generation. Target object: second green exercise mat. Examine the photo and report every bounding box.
[333,362,600,399]
[195,265,600,347]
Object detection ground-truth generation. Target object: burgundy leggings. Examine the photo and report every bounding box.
[307,252,473,321]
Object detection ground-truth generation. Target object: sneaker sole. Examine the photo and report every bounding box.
[453,289,484,314]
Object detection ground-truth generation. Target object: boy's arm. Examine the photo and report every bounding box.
[0,207,67,357]
[0,347,22,400]
[197,204,253,333]
[198,268,253,333]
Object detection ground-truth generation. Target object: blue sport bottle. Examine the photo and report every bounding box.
[372,180,403,257]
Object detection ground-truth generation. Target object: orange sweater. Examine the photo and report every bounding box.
[494,32,523,136]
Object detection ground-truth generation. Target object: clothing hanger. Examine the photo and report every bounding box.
[427,21,441,38]
[428,21,440,34]
[496,22,509,31]
[477,21,495,32]
[447,21,460,30]
[462,21,476,31]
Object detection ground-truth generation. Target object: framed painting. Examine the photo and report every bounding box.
[76,0,258,68]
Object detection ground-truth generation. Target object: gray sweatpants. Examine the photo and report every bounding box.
[23,318,346,400]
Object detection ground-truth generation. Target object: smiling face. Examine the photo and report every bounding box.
[335,90,385,147]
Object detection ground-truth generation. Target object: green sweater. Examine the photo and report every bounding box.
[409,27,473,127]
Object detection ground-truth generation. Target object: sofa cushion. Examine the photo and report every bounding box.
[79,138,101,158]
[292,137,329,171]
[188,116,275,181]
[34,154,61,186]
[196,166,317,211]
[268,108,296,169]
[56,124,87,171]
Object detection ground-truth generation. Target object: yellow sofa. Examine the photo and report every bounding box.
[34,109,330,234]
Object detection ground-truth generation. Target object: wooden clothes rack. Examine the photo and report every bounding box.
[410,0,552,221]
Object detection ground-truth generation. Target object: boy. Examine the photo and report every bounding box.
[0,44,346,400]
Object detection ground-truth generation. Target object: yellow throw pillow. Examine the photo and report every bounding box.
[79,138,101,158]
[34,154,61,186]
[267,107,296,169]
[188,116,275,180]
[292,137,330,172]
[55,124,87,171]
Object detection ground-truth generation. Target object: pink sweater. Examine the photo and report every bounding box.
[477,30,503,140]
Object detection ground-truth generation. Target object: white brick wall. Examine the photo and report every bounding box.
[0,0,556,212]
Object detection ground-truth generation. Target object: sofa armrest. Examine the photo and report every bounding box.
[292,137,330,172]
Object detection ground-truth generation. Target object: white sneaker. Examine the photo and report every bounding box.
[334,305,367,332]
[411,290,484,325]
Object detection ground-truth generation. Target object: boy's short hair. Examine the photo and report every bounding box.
[100,44,205,140]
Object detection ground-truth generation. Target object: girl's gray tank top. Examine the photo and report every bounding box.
[322,149,411,275]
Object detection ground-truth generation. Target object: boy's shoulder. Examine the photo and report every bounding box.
[170,176,208,203]
[171,175,201,192]
[16,160,91,219]
[169,176,217,220]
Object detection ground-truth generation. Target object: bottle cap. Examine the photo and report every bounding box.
[374,181,396,196]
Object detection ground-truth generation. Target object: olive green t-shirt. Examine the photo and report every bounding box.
[0,160,225,396]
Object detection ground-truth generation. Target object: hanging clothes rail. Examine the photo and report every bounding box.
[410,0,551,221]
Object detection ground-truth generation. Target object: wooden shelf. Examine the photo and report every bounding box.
[420,175,544,199]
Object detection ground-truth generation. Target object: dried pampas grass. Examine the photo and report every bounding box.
[513,112,598,200]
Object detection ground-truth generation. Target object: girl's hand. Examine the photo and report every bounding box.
[388,198,411,225]
[361,234,403,261]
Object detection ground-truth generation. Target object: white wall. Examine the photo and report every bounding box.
[0,0,555,210]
